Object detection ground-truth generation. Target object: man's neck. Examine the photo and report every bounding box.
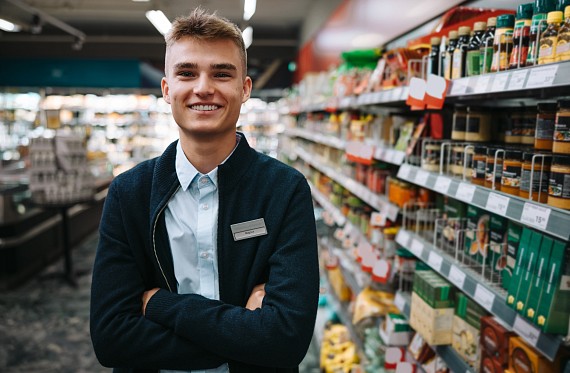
[179,131,237,174]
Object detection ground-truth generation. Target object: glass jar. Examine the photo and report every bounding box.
[535,102,558,150]
[465,107,492,142]
[505,111,522,144]
[485,147,503,190]
[520,152,552,203]
[471,145,487,185]
[491,14,515,72]
[553,99,570,154]
[520,106,537,145]
[452,106,468,140]
[421,143,441,172]
[555,5,570,61]
[450,145,467,177]
[548,154,570,209]
[501,149,524,195]
[538,11,564,65]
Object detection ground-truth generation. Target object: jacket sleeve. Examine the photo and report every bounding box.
[90,180,226,370]
[144,176,320,368]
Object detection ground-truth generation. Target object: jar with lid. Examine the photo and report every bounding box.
[428,36,441,75]
[421,142,441,172]
[520,106,537,144]
[535,102,558,150]
[505,110,522,144]
[553,99,570,154]
[491,14,515,72]
[452,105,467,140]
[471,145,487,185]
[538,11,564,64]
[555,5,570,61]
[509,3,534,69]
[485,147,504,190]
[480,17,497,73]
[520,151,552,203]
[444,30,459,80]
[452,26,472,79]
[548,154,570,209]
[450,144,467,177]
[465,107,492,142]
[501,149,524,195]
[466,21,487,76]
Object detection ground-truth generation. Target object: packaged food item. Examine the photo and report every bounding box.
[534,102,558,150]
[452,293,487,366]
[553,99,570,154]
[506,227,533,309]
[491,14,515,72]
[428,36,441,75]
[471,145,487,185]
[466,21,487,76]
[485,147,503,190]
[527,0,557,66]
[503,221,523,290]
[451,105,467,140]
[480,17,497,73]
[509,336,564,372]
[509,3,534,68]
[488,213,508,279]
[480,316,515,367]
[520,106,537,144]
[444,30,459,80]
[501,149,524,196]
[547,154,570,209]
[520,151,551,202]
[523,235,554,321]
[464,205,490,264]
[555,5,570,61]
[465,107,492,142]
[538,10,564,64]
[451,26,471,79]
[421,142,441,172]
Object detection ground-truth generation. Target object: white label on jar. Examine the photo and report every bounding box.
[508,69,528,90]
[526,64,559,89]
[490,73,509,92]
[474,284,495,311]
[486,192,510,216]
[521,202,551,230]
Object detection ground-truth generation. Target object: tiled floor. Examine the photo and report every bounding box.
[0,232,320,373]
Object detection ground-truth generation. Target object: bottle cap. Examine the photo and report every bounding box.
[517,3,534,20]
[546,10,563,23]
[535,0,558,14]
[497,14,516,28]
[566,5,570,18]
[487,17,497,27]
[458,26,471,36]
[558,100,570,109]
[474,21,487,31]
[558,0,570,11]
[430,36,441,45]
[449,30,459,39]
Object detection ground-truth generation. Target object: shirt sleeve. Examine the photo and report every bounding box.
[144,176,320,368]
[90,180,226,370]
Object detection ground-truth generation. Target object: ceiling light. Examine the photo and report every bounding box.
[0,18,21,32]
[145,10,171,36]
[243,0,256,21]
[242,26,253,49]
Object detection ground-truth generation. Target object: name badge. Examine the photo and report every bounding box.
[230,218,267,241]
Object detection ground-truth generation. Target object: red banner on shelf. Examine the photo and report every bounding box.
[424,74,449,109]
[406,77,426,110]
[345,141,374,165]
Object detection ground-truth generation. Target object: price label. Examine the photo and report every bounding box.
[486,192,510,216]
[491,73,509,92]
[474,75,491,93]
[450,79,468,95]
[513,315,541,347]
[397,230,411,247]
[398,163,412,180]
[370,212,387,227]
[449,265,466,289]
[428,251,443,272]
[414,170,430,186]
[410,238,424,257]
[395,292,406,313]
[508,69,528,90]
[375,148,386,160]
[526,64,559,89]
[474,284,495,311]
[434,176,452,194]
[392,151,405,165]
[392,87,403,101]
[386,203,399,222]
[520,202,551,230]
[455,182,476,203]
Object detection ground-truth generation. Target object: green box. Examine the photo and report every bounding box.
[415,270,455,309]
[514,231,543,314]
[503,222,523,290]
[442,196,467,252]
[535,240,570,334]
[507,227,532,308]
[464,205,490,265]
[523,236,553,320]
[488,213,508,277]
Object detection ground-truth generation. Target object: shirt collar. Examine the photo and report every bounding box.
[175,133,241,191]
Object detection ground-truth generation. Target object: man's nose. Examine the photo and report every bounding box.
[194,74,214,95]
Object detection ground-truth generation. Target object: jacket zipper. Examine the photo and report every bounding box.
[152,185,180,292]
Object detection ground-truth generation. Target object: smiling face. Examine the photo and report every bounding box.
[162,36,252,140]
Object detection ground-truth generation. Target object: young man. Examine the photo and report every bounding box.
[90,8,319,373]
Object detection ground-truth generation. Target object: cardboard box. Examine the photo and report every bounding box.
[379,313,413,346]
[506,228,532,309]
[464,205,490,265]
[514,231,543,314]
[503,221,522,290]
[410,291,454,345]
[508,336,562,372]
[480,316,514,367]
[480,350,505,373]
[452,293,488,366]
[488,213,508,280]
[523,235,554,321]
[441,196,467,253]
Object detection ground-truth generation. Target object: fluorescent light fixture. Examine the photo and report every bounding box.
[0,18,21,32]
[132,0,150,2]
[243,0,256,21]
[242,26,253,49]
[145,10,171,35]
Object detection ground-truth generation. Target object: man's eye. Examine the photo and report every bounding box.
[178,71,194,77]
[215,72,231,78]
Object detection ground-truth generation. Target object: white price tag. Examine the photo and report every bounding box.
[386,203,399,222]
[450,78,468,95]
[395,292,406,312]
[521,202,551,230]
[392,87,403,101]
[508,69,528,90]
[401,86,410,100]
[410,238,424,257]
[398,163,412,180]
[383,149,394,162]
[474,75,491,93]
[414,170,430,186]
[397,230,411,247]
[513,315,541,347]
[375,148,386,160]
[434,176,452,194]
[428,251,443,272]
[370,212,387,227]
[526,64,559,89]
[392,151,405,165]
[449,265,466,289]
[486,192,510,216]
[455,182,476,203]
[474,284,495,311]
[490,73,509,92]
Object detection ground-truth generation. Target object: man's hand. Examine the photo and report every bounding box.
[246,283,265,310]
[142,288,160,315]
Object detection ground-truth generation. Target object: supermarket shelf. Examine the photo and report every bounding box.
[285,128,346,150]
[396,163,570,241]
[373,147,406,166]
[297,147,399,222]
[395,228,565,362]
[308,181,346,226]
[394,291,476,373]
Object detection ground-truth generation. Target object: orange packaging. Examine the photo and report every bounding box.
[508,336,562,373]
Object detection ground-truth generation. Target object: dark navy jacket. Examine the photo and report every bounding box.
[90,134,319,372]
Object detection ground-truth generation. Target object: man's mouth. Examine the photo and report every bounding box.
[190,104,220,111]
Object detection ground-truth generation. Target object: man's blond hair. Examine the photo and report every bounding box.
[165,7,247,76]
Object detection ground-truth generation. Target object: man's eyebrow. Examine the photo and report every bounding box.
[173,62,198,70]
[211,63,237,71]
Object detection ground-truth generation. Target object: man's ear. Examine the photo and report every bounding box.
[242,76,253,103]
[161,77,171,104]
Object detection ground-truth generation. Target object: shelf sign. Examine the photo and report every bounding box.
[526,64,559,89]
[370,211,387,227]
[392,151,406,165]
[428,251,443,272]
[520,202,551,230]
[406,77,426,109]
[513,315,541,347]
[474,284,495,311]
[486,192,510,216]
[346,141,374,165]
[449,78,468,96]
[396,229,411,247]
[455,183,476,203]
[434,176,452,194]
[491,73,509,92]
[414,170,430,186]
[449,265,466,289]
[508,69,528,90]
[394,292,407,313]
[398,163,413,180]
[424,74,448,109]
[474,75,491,93]
[410,238,424,257]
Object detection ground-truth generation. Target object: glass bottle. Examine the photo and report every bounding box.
[452,26,471,79]
[491,14,515,72]
[428,36,441,75]
[444,30,459,80]
[538,11,564,64]
[466,21,487,76]
[528,0,558,66]
[480,17,497,74]
[555,5,570,61]
[509,3,534,68]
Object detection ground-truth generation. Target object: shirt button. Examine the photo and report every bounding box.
[200,178,208,184]
[200,252,209,259]
[201,203,209,210]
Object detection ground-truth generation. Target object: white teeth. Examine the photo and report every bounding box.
[191,104,218,111]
